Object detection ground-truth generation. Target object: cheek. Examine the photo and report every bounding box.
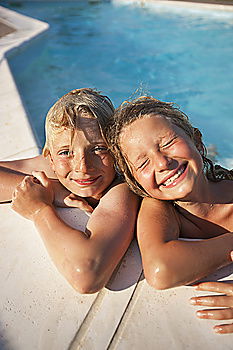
[187,143,204,167]
[135,169,153,190]
[100,154,115,169]
[53,159,70,176]
[170,140,196,158]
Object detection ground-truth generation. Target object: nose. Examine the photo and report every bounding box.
[73,152,92,173]
[154,151,172,172]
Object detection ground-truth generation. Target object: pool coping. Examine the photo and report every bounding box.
[0,5,49,160]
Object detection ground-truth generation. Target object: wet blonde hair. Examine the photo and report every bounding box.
[43,88,114,156]
[106,96,233,197]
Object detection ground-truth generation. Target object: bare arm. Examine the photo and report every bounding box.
[0,155,55,202]
[11,173,139,293]
[0,155,55,176]
[0,157,77,207]
[137,198,233,290]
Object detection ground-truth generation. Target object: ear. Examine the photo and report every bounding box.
[47,152,56,172]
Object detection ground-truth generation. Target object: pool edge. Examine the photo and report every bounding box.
[114,0,233,11]
[0,5,49,160]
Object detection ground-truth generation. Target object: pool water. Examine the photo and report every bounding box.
[2,0,233,166]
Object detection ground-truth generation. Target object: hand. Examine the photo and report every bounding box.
[50,180,93,212]
[11,171,54,220]
[190,252,233,334]
[64,193,93,213]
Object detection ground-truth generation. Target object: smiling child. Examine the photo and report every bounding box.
[106,96,233,290]
[0,88,139,293]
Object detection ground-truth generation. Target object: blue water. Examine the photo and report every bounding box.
[2,1,233,165]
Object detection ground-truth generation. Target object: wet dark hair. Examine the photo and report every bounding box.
[106,96,233,197]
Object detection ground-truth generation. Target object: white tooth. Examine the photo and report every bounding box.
[163,166,185,186]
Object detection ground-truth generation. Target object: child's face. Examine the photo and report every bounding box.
[119,114,204,201]
[49,117,115,200]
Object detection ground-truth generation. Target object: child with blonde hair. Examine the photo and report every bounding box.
[106,96,233,333]
[0,88,139,294]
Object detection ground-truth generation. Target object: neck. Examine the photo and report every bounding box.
[174,179,231,213]
[174,177,218,208]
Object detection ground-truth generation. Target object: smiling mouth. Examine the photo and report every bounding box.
[73,176,101,186]
[160,163,187,187]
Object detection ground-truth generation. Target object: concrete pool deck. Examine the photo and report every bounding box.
[0,3,233,350]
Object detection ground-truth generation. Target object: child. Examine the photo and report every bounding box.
[0,88,139,294]
[106,96,233,290]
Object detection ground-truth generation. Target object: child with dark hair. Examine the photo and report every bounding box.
[106,96,233,334]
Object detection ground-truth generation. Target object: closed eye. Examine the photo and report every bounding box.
[137,159,149,171]
[161,137,177,148]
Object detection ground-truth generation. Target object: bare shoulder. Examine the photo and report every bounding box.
[139,197,176,217]
[100,179,140,210]
[88,180,139,230]
[138,198,180,241]
[87,181,139,239]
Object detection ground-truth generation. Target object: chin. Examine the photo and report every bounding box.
[171,186,194,201]
[152,183,194,201]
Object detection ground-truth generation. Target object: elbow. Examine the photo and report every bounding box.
[71,281,102,295]
[144,261,178,291]
[64,258,106,294]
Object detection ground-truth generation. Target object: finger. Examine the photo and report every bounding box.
[231,251,233,262]
[66,193,93,212]
[214,322,233,334]
[190,295,233,307]
[64,197,93,212]
[21,175,33,186]
[31,171,49,187]
[196,307,233,320]
[64,196,93,212]
[195,282,233,295]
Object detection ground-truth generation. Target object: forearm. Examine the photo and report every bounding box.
[0,165,67,206]
[143,233,233,290]
[0,166,27,202]
[0,156,55,177]
[0,156,56,202]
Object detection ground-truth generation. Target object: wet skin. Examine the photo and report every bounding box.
[49,117,115,202]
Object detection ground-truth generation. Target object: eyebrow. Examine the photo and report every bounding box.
[55,144,70,149]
